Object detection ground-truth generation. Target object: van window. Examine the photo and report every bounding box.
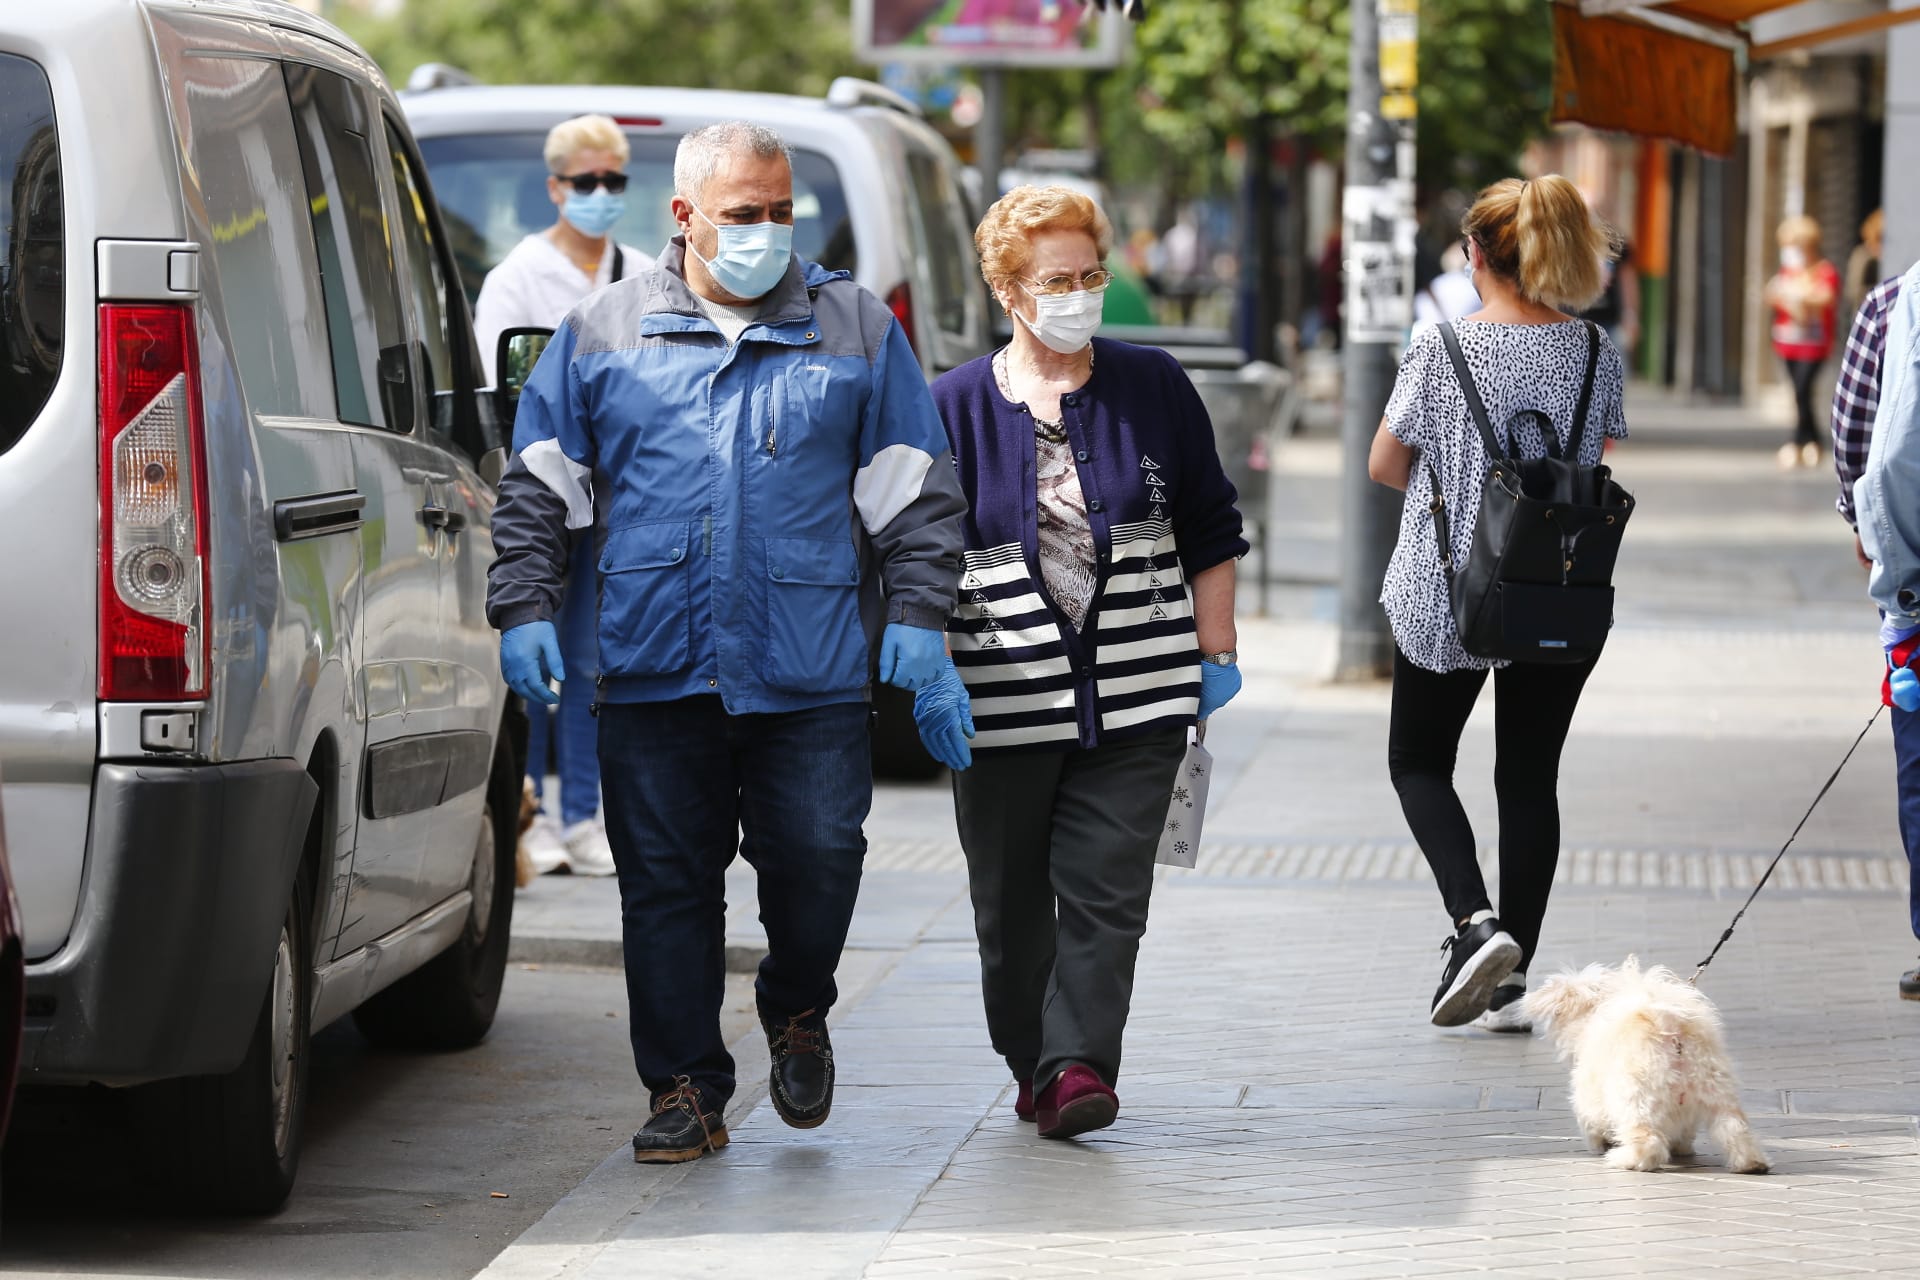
[285,64,410,432]
[416,132,857,304]
[383,120,455,429]
[904,148,973,340]
[0,54,61,457]
[179,57,333,419]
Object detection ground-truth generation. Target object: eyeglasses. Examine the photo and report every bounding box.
[1019,269,1115,297]
[560,171,628,195]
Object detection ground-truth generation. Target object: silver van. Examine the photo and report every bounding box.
[2,0,517,1210]
[399,77,992,378]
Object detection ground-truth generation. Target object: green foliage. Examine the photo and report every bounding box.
[1414,0,1555,194]
[334,0,861,96]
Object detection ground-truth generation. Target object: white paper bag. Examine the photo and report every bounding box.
[1155,723,1212,868]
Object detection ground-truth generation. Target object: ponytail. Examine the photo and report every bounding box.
[1463,175,1612,311]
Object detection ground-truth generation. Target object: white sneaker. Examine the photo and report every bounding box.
[1776,442,1801,470]
[563,817,619,877]
[522,811,569,876]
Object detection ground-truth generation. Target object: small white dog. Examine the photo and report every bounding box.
[1521,956,1770,1174]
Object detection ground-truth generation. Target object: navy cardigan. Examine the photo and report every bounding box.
[930,338,1247,753]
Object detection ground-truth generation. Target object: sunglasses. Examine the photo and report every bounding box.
[559,171,628,195]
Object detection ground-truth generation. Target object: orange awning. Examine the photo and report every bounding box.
[1555,0,1920,152]
[1552,7,1739,155]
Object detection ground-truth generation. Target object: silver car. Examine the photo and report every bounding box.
[400,76,992,378]
[2,0,517,1211]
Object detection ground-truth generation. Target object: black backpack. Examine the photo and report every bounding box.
[1424,321,1635,664]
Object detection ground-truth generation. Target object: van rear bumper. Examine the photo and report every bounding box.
[21,759,316,1087]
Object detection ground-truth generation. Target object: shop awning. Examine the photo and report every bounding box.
[1553,0,1920,155]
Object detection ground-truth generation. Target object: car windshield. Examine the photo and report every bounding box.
[417,130,857,304]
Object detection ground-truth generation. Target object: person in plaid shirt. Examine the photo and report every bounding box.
[1835,275,1904,566]
[1837,265,1920,999]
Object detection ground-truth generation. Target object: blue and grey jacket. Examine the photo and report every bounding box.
[486,240,967,714]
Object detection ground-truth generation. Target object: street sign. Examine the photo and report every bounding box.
[853,0,1128,68]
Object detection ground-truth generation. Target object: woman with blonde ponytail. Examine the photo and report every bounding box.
[1366,175,1628,1033]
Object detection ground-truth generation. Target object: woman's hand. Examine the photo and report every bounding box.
[1197,660,1242,720]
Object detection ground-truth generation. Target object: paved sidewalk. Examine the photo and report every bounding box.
[479,397,1920,1277]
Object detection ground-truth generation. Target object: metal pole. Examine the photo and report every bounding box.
[1334,0,1418,681]
[977,67,1007,207]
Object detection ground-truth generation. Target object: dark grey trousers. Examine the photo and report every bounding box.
[952,728,1188,1090]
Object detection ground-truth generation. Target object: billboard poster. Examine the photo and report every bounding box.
[854,0,1126,67]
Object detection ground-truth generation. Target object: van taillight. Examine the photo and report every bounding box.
[98,304,208,701]
[885,281,917,356]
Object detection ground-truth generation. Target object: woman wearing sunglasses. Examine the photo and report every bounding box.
[918,186,1247,1139]
[474,114,653,879]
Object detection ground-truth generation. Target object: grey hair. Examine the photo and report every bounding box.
[673,121,792,201]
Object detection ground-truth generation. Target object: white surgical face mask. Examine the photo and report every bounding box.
[1015,286,1103,355]
[1780,245,1808,270]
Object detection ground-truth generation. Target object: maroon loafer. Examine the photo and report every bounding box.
[1035,1065,1118,1139]
[1015,1079,1035,1122]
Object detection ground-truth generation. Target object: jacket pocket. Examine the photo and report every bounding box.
[764,536,867,694]
[597,521,693,678]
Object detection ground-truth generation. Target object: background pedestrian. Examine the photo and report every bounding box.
[1764,214,1841,470]
[1367,175,1628,1032]
[473,113,651,876]
[918,185,1247,1140]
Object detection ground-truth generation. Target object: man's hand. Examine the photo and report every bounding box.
[1856,532,1873,571]
[501,621,564,706]
[877,622,946,692]
[912,658,975,771]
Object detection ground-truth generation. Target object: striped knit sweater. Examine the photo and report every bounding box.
[930,339,1248,753]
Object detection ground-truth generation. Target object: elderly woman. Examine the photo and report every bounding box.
[916,186,1247,1139]
[474,114,652,878]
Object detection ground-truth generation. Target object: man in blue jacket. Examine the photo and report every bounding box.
[487,121,965,1162]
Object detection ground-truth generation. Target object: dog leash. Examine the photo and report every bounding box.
[1690,701,1887,985]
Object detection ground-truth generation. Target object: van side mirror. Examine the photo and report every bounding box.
[496,327,554,400]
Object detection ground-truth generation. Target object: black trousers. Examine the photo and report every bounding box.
[1387,647,1599,969]
[1784,357,1824,447]
[952,729,1187,1090]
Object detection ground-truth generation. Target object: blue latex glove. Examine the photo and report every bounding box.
[878,622,946,692]
[501,620,564,706]
[1197,660,1242,720]
[912,657,975,771]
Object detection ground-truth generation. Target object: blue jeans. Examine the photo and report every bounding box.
[1896,706,1920,939]
[526,545,600,826]
[597,696,872,1106]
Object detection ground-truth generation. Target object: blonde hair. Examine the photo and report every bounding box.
[1776,215,1821,253]
[975,185,1113,285]
[1462,175,1609,311]
[544,115,630,174]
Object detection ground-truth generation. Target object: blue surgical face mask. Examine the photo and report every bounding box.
[563,189,625,238]
[688,203,794,299]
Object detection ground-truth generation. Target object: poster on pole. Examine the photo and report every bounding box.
[854,0,1127,67]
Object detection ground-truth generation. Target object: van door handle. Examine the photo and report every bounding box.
[420,504,467,535]
[274,490,366,542]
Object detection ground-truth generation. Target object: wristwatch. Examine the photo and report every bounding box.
[1200,649,1238,667]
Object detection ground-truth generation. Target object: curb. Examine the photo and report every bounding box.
[508,933,768,974]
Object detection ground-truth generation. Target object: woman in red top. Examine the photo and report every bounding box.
[1763,215,1840,468]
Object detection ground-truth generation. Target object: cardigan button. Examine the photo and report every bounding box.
[1075,449,1089,462]
[1089,499,1104,512]
[1063,394,1078,407]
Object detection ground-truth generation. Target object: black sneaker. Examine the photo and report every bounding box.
[762,1007,834,1129]
[632,1077,728,1163]
[1902,963,1920,1001]
[1431,919,1522,1027]
[1475,975,1531,1033]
